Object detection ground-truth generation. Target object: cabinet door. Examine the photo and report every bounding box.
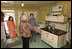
[41,30,45,39]
[47,33,53,42]
[44,32,50,42]
[41,30,48,40]
[45,32,53,44]
[52,34,58,47]
[58,35,65,47]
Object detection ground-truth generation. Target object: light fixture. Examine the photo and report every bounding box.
[21,2,24,7]
[1,1,8,3]
[1,1,14,3]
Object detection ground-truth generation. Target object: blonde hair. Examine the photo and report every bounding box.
[21,15,28,21]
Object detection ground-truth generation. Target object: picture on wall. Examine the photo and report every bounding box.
[51,5,63,16]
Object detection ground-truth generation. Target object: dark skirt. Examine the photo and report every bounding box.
[22,37,29,48]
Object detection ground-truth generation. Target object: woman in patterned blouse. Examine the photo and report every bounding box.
[19,14,37,48]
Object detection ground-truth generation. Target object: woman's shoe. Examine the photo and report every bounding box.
[34,40,36,42]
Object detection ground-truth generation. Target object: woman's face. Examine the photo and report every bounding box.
[10,17,13,21]
[30,15,34,18]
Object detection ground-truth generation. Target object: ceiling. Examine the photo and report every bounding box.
[1,1,57,7]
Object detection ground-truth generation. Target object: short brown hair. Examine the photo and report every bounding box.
[1,11,4,16]
[1,11,4,22]
[30,13,34,17]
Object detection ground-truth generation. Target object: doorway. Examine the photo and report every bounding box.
[2,10,16,39]
[2,10,21,48]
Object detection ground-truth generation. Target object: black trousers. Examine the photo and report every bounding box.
[22,37,29,48]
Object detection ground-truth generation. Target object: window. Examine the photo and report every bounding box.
[18,11,37,24]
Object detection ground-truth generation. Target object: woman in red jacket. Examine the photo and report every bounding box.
[7,16,17,43]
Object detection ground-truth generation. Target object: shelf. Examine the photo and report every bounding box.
[52,9,62,11]
[45,16,65,23]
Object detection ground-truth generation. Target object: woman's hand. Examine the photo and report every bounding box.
[32,26,37,31]
[27,32,31,37]
[20,34,23,36]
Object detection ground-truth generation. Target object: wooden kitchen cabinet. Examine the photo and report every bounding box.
[41,30,65,48]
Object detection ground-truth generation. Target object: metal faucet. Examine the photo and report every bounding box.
[52,24,55,30]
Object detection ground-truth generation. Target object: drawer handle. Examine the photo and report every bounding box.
[46,33,48,34]
[47,35,48,37]
[52,39,54,40]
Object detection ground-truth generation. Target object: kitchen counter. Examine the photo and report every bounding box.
[41,28,67,48]
[40,28,67,36]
